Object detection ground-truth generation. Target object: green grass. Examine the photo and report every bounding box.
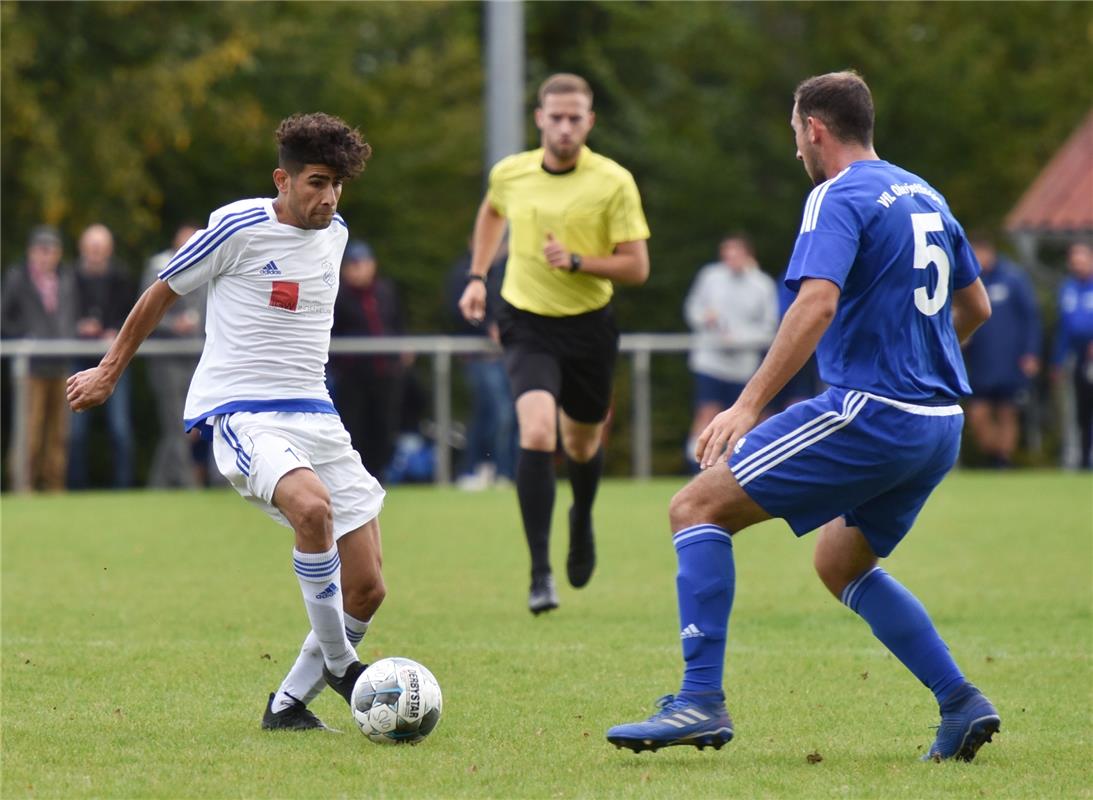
[2,472,1091,799]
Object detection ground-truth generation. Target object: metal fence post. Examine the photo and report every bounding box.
[632,346,652,480]
[433,347,453,485]
[10,353,31,492]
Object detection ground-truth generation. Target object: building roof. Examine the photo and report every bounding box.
[1005,109,1093,234]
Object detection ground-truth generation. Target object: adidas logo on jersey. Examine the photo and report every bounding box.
[315,582,339,600]
[259,260,282,276]
[680,623,705,639]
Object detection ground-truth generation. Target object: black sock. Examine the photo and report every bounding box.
[567,448,604,529]
[517,448,555,579]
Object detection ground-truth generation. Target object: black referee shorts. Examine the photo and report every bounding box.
[497,300,619,424]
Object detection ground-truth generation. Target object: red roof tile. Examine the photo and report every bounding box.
[1006,109,1093,233]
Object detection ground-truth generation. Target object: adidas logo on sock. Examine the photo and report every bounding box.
[680,623,705,639]
[315,582,338,600]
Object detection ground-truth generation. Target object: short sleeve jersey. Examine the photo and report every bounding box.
[487,146,650,317]
[158,198,348,430]
[785,160,980,402]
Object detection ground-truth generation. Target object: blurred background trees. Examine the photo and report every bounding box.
[3,1,1090,476]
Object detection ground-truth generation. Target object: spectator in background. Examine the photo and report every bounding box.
[331,240,406,478]
[962,233,1041,468]
[67,223,137,489]
[1,225,78,491]
[683,234,778,471]
[1052,241,1093,469]
[141,222,204,488]
[446,241,516,490]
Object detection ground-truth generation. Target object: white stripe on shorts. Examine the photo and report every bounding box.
[732,391,868,487]
[861,392,963,416]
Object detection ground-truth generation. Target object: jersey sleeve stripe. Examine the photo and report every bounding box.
[334,213,348,229]
[159,210,269,280]
[799,167,851,234]
[804,181,833,233]
[169,207,268,265]
[799,187,821,234]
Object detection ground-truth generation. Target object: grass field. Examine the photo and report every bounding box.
[2,472,1091,799]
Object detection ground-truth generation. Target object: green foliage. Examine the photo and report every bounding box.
[4,1,1090,326]
[2,1,1090,470]
[527,1,1093,330]
[2,474,1091,797]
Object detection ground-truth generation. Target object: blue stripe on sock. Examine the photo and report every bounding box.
[293,552,340,579]
[293,556,340,573]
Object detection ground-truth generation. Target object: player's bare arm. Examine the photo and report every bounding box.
[696,277,839,468]
[542,235,649,285]
[67,279,181,411]
[951,277,992,344]
[459,197,508,324]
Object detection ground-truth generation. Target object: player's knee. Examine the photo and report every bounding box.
[345,578,386,619]
[519,422,555,451]
[669,483,712,531]
[813,546,867,598]
[561,432,598,462]
[292,493,333,537]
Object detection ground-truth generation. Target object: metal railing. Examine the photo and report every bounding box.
[2,333,708,490]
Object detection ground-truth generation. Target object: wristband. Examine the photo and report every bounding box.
[569,254,582,273]
[466,273,487,284]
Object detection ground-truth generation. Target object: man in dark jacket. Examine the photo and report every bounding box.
[963,234,1041,468]
[67,224,137,488]
[330,240,406,477]
[1,225,78,491]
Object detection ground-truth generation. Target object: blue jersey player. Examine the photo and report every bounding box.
[606,72,999,762]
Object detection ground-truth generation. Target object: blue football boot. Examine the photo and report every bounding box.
[923,683,1001,762]
[607,693,734,753]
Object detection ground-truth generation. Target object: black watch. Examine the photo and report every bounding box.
[569,253,582,272]
[466,272,487,285]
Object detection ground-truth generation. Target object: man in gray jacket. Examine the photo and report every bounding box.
[683,234,778,471]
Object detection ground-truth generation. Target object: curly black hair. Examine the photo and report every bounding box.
[276,113,371,179]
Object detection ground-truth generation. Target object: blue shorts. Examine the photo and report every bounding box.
[728,387,962,557]
[695,373,746,409]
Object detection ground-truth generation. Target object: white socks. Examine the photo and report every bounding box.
[272,611,371,714]
[291,546,356,675]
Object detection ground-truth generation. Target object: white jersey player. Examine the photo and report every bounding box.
[68,113,383,730]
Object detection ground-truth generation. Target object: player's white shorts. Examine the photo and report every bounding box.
[211,411,385,539]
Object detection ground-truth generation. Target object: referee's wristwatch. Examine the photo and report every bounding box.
[466,272,487,285]
[569,253,582,272]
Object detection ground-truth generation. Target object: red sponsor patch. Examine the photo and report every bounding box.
[269,280,299,311]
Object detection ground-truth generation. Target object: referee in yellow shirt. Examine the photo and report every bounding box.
[459,73,651,614]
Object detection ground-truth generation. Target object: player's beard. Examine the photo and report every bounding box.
[801,152,824,186]
[547,138,580,164]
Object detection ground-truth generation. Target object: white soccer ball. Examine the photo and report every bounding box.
[350,657,443,744]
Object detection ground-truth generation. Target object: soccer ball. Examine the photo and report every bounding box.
[350,657,443,744]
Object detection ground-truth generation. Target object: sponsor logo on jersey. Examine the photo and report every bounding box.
[269,280,300,311]
[260,260,282,276]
